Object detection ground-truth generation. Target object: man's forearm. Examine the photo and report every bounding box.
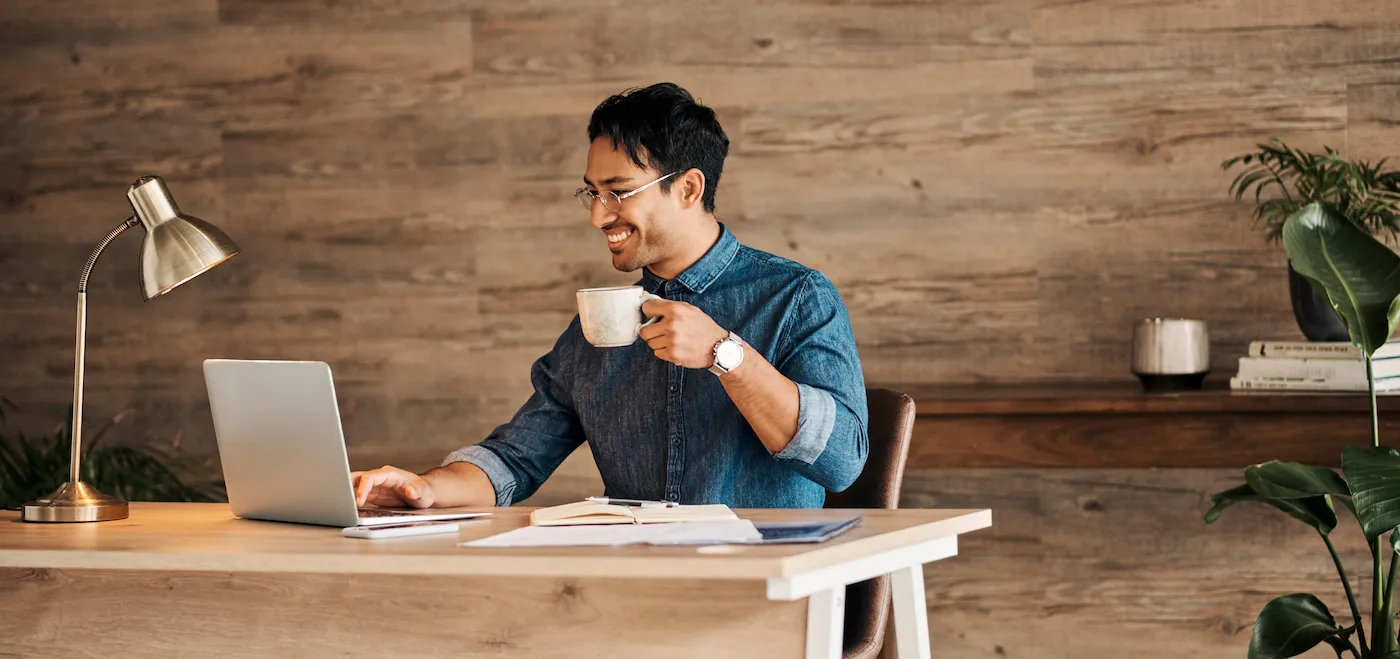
[422,461,499,508]
[718,343,800,453]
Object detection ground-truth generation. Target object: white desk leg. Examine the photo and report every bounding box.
[805,585,845,659]
[892,564,931,659]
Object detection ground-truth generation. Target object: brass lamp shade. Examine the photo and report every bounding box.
[129,176,240,299]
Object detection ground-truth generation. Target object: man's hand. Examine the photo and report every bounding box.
[639,298,730,369]
[351,465,435,508]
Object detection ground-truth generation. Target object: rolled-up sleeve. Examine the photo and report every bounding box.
[771,272,869,492]
[442,322,586,506]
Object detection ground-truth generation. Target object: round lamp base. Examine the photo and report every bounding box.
[22,481,129,523]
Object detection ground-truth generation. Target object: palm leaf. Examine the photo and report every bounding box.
[0,400,225,508]
[1225,139,1400,244]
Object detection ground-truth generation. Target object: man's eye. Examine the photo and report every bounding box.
[613,190,633,196]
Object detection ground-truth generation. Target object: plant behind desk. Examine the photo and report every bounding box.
[0,397,225,510]
[1205,203,1400,659]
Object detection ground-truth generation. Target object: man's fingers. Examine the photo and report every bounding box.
[350,466,438,509]
[355,472,375,506]
[355,469,400,506]
[639,318,670,341]
[641,299,683,320]
[395,477,436,509]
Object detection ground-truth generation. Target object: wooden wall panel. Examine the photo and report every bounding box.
[906,467,1369,659]
[1348,82,1400,163]
[2,2,1400,655]
[1032,0,1400,88]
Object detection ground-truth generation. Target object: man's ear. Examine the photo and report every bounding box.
[676,168,706,210]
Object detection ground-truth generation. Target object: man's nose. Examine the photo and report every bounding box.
[589,198,616,229]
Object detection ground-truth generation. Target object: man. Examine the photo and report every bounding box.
[354,83,867,509]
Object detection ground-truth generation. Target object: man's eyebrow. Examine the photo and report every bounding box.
[582,176,635,188]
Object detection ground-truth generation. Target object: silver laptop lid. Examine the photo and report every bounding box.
[203,359,360,527]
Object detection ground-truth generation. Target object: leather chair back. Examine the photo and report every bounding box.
[825,388,916,659]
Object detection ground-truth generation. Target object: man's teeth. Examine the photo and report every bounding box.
[607,230,633,244]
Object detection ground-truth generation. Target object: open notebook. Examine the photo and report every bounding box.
[530,500,738,526]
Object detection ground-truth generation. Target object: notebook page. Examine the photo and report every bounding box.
[529,500,635,525]
[632,504,736,524]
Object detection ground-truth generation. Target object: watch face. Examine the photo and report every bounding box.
[717,341,743,369]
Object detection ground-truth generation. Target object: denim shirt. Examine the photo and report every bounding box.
[444,224,868,508]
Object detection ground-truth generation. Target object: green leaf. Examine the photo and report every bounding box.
[1205,482,1338,534]
[1389,294,1400,343]
[1247,462,1351,498]
[1246,462,1356,516]
[1283,203,1400,355]
[1341,445,1400,538]
[0,401,225,509]
[1249,593,1344,659]
[1205,483,1254,524]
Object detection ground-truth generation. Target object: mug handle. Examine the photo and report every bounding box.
[638,293,663,329]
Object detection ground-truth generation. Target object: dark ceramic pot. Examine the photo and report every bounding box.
[1288,262,1350,342]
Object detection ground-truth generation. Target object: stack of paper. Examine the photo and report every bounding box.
[460,520,761,548]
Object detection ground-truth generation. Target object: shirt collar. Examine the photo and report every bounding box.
[640,224,740,295]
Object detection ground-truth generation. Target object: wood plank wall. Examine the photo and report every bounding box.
[2,2,1398,658]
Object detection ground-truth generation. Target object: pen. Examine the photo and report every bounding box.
[586,496,680,508]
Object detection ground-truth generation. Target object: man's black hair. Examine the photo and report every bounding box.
[587,82,729,213]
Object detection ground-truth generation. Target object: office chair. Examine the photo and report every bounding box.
[824,388,916,659]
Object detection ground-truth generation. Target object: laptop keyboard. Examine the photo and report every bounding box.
[357,508,415,518]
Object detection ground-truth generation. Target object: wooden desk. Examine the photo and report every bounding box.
[0,503,990,659]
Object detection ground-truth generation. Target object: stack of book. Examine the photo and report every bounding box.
[1230,341,1400,392]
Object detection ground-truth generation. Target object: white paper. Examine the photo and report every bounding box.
[459,520,761,548]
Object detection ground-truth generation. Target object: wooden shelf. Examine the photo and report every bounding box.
[881,382,1400,469]
[899,383,1400,416]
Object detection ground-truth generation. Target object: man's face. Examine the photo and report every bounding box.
[582,138,678,273]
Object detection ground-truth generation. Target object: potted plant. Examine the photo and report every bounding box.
[1204,202,1400,658]
[0,397,225,510]
[1222,141,1400,341]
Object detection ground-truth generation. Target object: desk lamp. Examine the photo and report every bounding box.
[22,176,239,523]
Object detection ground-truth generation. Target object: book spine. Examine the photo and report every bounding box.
[1231,377,1400,392]
[1230,377,1368,392]
[1248,341,1360,360]
[1236,357,1366,382]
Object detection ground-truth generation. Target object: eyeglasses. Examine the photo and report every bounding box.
[575,171,681,213]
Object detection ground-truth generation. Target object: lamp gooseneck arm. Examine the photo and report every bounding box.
[69,217,140,484]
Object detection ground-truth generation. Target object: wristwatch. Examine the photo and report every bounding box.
[708,332,745,376]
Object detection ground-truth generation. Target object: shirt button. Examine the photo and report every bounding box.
[669,384,677,392]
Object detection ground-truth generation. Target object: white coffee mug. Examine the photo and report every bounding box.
[577,286,663,348]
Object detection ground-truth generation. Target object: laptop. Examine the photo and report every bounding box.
[203,359,489,528]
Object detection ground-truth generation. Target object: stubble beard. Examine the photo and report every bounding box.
[613,228,665,273]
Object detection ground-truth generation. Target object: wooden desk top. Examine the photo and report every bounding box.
[0,503,990,580]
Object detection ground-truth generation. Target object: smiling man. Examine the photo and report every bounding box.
[353,83,868,509]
